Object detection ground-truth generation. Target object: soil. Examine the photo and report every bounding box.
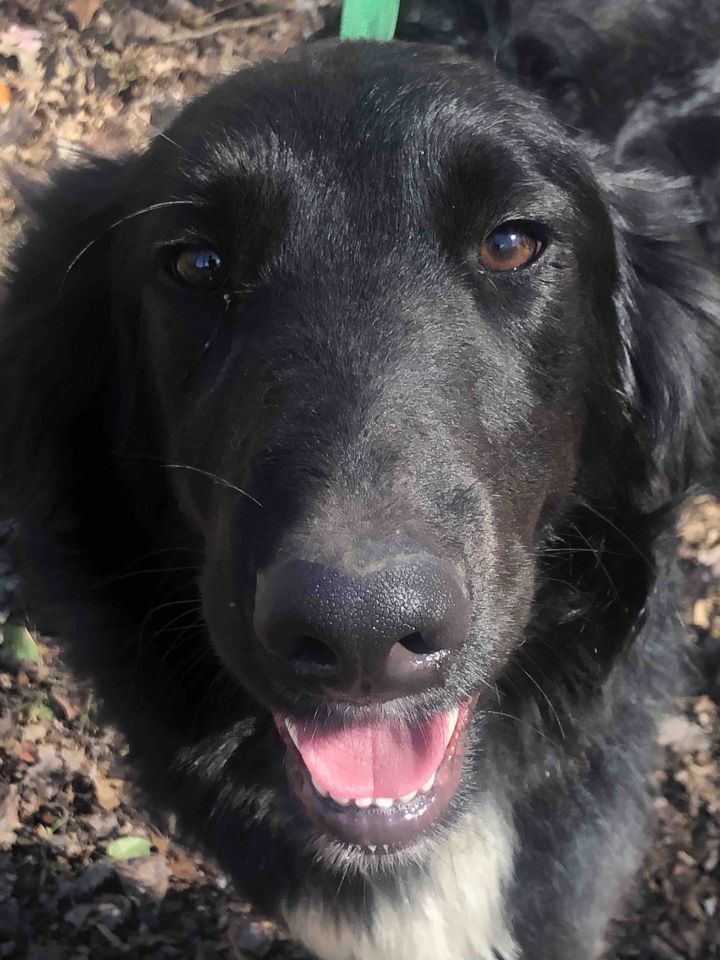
[0,3,718,958]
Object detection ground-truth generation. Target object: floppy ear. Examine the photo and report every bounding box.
[0,159,129,525]
[604,167,720,507]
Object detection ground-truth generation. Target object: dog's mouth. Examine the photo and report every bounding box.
[275,700,474,850]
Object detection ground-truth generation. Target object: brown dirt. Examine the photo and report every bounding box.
[0,4,718,958]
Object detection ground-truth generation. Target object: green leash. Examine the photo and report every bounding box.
[339,0,401,41]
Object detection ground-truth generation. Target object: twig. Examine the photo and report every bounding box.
[196,1,269,23]
[158,12,281,44]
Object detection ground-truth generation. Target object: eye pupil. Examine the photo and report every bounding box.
[172,247,226,288]
[491,232,527,257]
[196,250,221,271]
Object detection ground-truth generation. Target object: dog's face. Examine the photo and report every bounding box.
[5,41,716,878]
[117,42,626,857]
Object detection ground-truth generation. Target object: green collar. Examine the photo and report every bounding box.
[339,0,401,40]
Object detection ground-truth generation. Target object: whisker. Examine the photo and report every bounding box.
[138,597,203,645]
[163,463,263,508]
[579,501,652,566]
[127,108,205,165]
[517,666,566,740]
[481,709,557,745]
[60,199,199,292]
[95,564,201,588]
[114,452,263,508]
[475,675,503,708]
[158,620,207,669]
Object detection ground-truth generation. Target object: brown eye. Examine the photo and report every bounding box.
[479,222,544,272]
[171,247,226,288]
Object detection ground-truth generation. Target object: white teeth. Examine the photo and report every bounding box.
[311,777,328,797]
[446,707,460,742]
[325,789,423,807]
[313,787,429,807]
[322,792,424,807]
[284,719,300,749]
[420,772,436,794]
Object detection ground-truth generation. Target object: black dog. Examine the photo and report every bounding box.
[2,3,720,958]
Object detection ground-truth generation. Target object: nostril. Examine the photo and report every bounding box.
[287,635,338,676]
[254,549,469,697]
[397,630,437,657]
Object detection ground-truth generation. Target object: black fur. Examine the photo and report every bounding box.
[2,4,720,958]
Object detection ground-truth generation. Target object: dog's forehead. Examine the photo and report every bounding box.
[160,41,567,193]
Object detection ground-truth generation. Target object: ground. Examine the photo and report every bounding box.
[0,3,718,958]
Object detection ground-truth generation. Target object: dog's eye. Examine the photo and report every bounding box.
[479,223,544,272]
[171,247,227,288]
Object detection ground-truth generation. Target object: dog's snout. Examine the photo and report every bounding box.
[253,547,469,700]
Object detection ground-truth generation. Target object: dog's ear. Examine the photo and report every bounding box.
[603,168,720,506]
[0,158,129,524]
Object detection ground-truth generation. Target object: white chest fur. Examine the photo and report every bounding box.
[282,804,520,960]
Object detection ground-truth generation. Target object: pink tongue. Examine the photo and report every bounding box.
[287,712,452,800]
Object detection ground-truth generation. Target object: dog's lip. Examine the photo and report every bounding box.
[275,700,475,850]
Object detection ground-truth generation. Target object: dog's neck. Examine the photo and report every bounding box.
[281,803,520,960]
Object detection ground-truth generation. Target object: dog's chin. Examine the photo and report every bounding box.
[273,699,476,860]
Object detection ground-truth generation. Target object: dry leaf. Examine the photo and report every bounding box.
[692,598,711,630]
[0,82,11,114]
[658,715,710,753]
[168,848,199,881]
[17,740,39,765]
[149,831,170,855]
[115,853,170,900]
[49,689,78,721]
[60,744,89,774]
[95,774,123,812]
[0,784,20,848]
[67,0,103,32]
[21,722,48,742]
[0,25,43,82]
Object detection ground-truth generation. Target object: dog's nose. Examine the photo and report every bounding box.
[253,546,469,700]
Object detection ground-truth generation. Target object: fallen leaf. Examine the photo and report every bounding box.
[0,82,11,114]
[106,835,153,861]
[0,784,20,848]
[692,598,711,631]
[60,745,89,774]
[84,811,119,839]
[110,8,175,47]
[67,0,103,32]
[17,741,39,765]
[48,689,78,720]
[696,542,720,570]
[115,853,170,900]
[95,775,123,812]
[149,831,170,855]
[0,624,41,665]
[0,25,43,81]
[25,702,54,724]
[658,715,710,753]
[20,722,48,741]
[168,848,199,881]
